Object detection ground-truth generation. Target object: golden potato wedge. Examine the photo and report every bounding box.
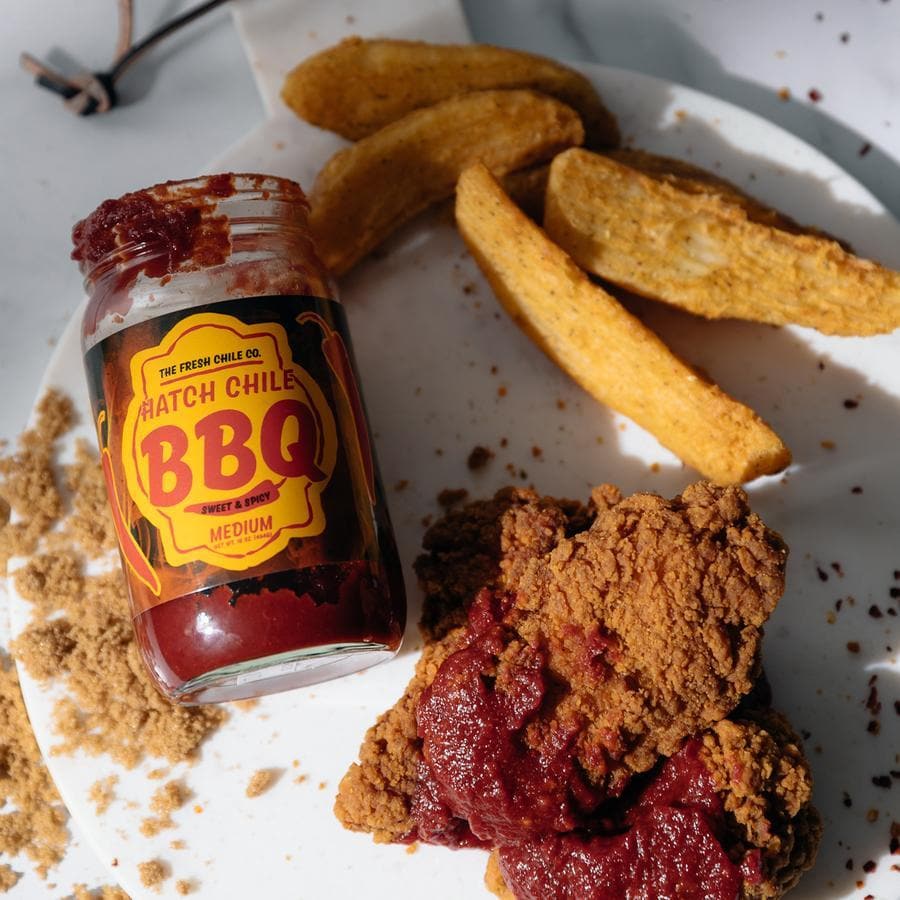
[310,90,583,276]
[607,148,851,248]
[544,148,897,335]
[282,37,619,148]
[455,163,790,485]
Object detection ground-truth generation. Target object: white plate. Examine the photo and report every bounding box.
[8,63,900,899]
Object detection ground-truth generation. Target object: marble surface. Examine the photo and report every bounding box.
[2,0,900,895]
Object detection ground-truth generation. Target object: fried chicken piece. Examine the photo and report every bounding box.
[336,483,786,836]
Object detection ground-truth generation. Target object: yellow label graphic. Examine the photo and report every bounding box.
[122,312,337,570]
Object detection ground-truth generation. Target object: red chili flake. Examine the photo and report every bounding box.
[843,398,859,409]
[889,608,898,616]
[556,399,566,410]
[847,641,861,653]
[420,514,433,529]
[490,365,498,375]
[894,570,900,580]
[843,792,853,807]
[846,858,854,870]
[890,587,900,598]
[863,860,877,873]
[467,445,494,471]
[894,700,900,716]
[809,88,823,102]
[499,437,508,448]
[868,720,881,735]
[866,686,881,713]
[872,775,892,788]
[497,385,507,398]
[859,141,873,157]
[817,566,829,581]
[836,598,844,611]
[870,605,884,618]
[817,360,826,370]
[851,485,864,494]
[832,562,844,576]
[530,446,543,459]
[393,479,409,492]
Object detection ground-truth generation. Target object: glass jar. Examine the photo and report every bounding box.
[73,174,406,704]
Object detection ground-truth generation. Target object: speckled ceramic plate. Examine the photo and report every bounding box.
[7,59,900,899]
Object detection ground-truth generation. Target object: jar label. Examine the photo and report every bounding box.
[85,296,379,613]
[122,311,337,570]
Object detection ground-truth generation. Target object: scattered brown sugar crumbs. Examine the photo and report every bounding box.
[141,780,188,836]
[245,769,278,798]
[175,879,194,895]
[138,859,168,889]
[406,842,419,855]
[147,768,169,781]
[232,698,259,714]
[170,839,187,851]
[778,87,791,101]
[467,445,494,471]
[0,865,20,892]
[437,488,468,508]
[0,655,69,879]
[317,781,327,791]
[88,775,119,815]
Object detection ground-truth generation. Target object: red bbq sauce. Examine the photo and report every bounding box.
[75,174,405,704]
[413,587,760,898]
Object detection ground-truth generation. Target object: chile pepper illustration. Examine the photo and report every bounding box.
[96,410,162,596]
[297,311,376,506]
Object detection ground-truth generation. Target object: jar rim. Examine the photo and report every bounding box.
[72,172,310,282]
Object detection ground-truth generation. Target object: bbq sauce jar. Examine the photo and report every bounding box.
[73,174,406,704]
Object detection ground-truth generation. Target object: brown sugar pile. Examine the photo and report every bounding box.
[335,483,821,898]
[0,391,227,885]
[4,392,226,769]
[0,655,68,878]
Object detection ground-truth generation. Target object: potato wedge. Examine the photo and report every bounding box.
[310,90,583,276]
[455,162,790,485]
[608,148,848,245]
[544,148,898,335]
[282,37,619,148]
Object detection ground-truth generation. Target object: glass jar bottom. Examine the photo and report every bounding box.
[172,643,397,704]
